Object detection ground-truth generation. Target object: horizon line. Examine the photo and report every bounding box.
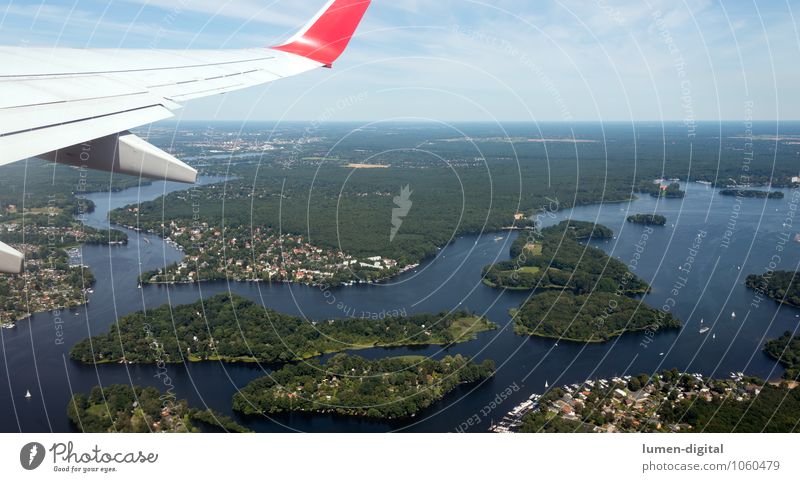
[157,119,800,124]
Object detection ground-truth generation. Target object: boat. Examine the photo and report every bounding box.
[699,327,710,334]
[25,390,31,399]
[712,333,716,339]
[1,322,16,329]
[544,380,549,388]
[659,352,664,356]
[700,318,704,324]
[731,311,736,318]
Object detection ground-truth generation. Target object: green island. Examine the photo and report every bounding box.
[719,189,784,199]
[481,220,668,342]
[68,384,251,433]
[745,270,800,307]
[232,353,495,419]
[512,291,680,342]
[482,220,647,293]
[764,331,800,380]
[516,371,800,433]
[626,213,667,226]
[70,293,496,364]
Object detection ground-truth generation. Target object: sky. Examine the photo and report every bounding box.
[1,0,798,122]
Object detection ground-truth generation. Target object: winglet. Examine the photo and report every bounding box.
[272,0,371,67]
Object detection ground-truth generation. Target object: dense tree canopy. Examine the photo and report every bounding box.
[513,291,680,342]
[765,331,800,380]
[719,189,783,199]
[659,383,800,432]
[483,220,648,294]
[746,271,800,307]
[626,214,667,226]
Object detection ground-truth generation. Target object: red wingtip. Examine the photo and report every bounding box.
[272,0,371,67]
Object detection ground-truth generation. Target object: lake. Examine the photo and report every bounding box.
[1,179,798,432]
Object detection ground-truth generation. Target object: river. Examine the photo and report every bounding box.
[1,180,798,432]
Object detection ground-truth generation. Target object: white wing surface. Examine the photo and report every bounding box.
[0,0,372,273]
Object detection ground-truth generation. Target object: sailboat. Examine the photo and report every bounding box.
[25,390,31,399]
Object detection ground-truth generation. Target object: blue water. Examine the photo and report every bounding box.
[1,180,798,432]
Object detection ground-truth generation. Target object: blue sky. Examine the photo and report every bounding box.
[1,0,798,122]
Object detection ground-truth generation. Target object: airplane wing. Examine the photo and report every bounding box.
[0,0,371,273]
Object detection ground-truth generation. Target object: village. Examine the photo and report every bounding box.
[0,241,93,325]
[130,218,408,286]
[492,370,763,433]
[0,208,124,325]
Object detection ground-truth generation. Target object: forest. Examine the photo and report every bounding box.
[513,291,680,342]
[232,353,495,419]
[764,331,800,380]
[483,220,648,293]
[0,159,150,212]
[70,293,496,364]
[106,121,800,272]
[746,270,800,307]
[67,384,250,433]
